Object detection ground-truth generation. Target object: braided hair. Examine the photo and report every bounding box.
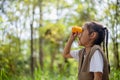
[84,22,110,72]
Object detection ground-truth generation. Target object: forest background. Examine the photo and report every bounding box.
[0,0,120,80]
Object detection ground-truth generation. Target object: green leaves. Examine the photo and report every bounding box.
[0,16,4,23]
[39,22,65,43]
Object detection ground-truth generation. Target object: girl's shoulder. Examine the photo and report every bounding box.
[91,45,102,52]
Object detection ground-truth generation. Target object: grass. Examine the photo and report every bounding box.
[0,66,120,80]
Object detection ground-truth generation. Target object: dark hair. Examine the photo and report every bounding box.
[84,22,108,45]
[85,21,109,55]
[84,21,110,72]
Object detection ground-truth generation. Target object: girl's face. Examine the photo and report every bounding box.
[77,25,91,46]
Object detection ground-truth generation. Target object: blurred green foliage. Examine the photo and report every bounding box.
[0,0,120,80]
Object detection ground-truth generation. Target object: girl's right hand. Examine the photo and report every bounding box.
[69,32,78,42]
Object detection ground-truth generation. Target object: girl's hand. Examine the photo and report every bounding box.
[77,32,82,40]
[69,32,78,42]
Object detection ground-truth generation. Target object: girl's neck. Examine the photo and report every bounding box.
[85,47,91,55]
[84,44,93,54]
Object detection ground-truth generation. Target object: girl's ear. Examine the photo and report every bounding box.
[90,32,98,39]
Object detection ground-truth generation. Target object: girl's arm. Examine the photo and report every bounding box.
[94,72,102,80]
[63,33,77,58]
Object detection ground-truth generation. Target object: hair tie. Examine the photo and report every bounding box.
[103,27,107,30]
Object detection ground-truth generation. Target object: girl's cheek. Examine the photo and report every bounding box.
[78,33,82,38]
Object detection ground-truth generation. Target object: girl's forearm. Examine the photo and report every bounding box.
[94,72,102,80]
[63,38,73,57]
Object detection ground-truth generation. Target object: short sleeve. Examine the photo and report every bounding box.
[70,50,79,61]
[89,50,103,73]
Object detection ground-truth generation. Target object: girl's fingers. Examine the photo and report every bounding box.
[73,32,78,37]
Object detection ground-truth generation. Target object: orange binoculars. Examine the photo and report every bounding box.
[72,26,83,33]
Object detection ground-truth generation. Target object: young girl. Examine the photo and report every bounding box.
[63,22,109,80]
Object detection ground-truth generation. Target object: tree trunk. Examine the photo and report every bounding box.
[30,8,35,79]
[39,38,43,70]
[39,0,44,70]
[113,0,120,69]
[50,52,56,71]
[113,39,119,69]
[108,0,120,70]
[30,24,34,79]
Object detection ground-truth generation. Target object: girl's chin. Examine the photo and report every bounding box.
[78,41,83,46]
